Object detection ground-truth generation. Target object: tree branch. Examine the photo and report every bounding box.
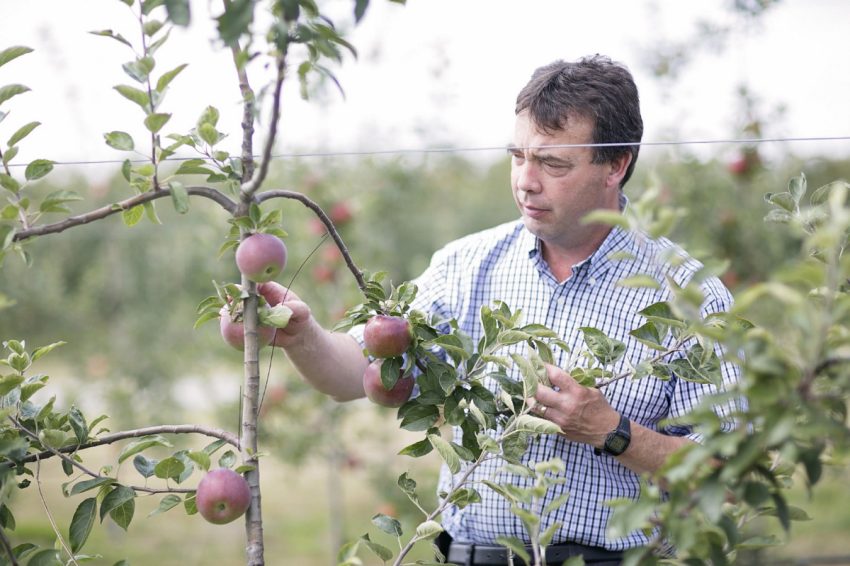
[240,54,286,200]
[12,186,237,242]
[4,423,239,470]
[0,525,18,566]
[229,41,256,183]
[257,189,368,291]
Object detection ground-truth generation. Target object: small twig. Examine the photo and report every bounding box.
[138,8,160,190]
[35,458,80,566]
[12,186,237,242]
[228,36,256,183]
[241,54,287,199]
[256,189,367,291]
[595,342,686,389]
[9,419,202,494]
[0,524,18,566]
[3,422,239,470]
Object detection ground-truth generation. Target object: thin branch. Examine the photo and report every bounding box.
[35,458,80,566]
[240,54,286,199]
[0,525,18,566]
[12,186,237,242]
[138,8,160,191]
[229,40,256,183]
[256,189,368,291]
[4,423,239,470]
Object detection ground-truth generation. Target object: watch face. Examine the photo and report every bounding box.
[607,434,629,454]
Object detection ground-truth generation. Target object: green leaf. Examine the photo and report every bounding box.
[354,0,369,22]
[149,494,182,517]
[68,405,88,444]
[24,549,61,566]
[219,450,237,468]
[398,438,433,458]
[100,485,135,523]
[1,144,17,166]
[156,63,188,92]
[122,205,145,226]
[154,456,185,481]
[187,450,211,471]
[104,131,135,151]
[360,533,393,562]
[371,513,402,536]
[113,84,150,112]
[0,173,20,193]
[197,105,220,127]
[24,159,53,181]
[165,0,191,25]
[414,520,443,541]
[118,435,173,463]
[0,46,33,69]
[0,84,30,106]
[215,0,254,46]
[514,414,562,435]
[582,208,630,229]
[144,112,171,133]
[428,433,460,474]
[69,498,97,553]
[39,189,83,214]
[0,504,15,530]
[133,454,158,478]
[579,327,626,365]
[0,374,24,396]
[447,487,481,509]
[69,477,115,496]
[198,122,220,146]
[7,121,40,147]
[122,56,156,83]
[398,402,439,431]
[89,29,133,49]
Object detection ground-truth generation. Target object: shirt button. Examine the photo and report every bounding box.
[557,296,566,305]
[587,277,597,286]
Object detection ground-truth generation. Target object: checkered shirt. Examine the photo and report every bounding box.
[396,217,741,550]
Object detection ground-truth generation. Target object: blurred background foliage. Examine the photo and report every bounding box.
[2,0,850,562]
[1,112,849,565]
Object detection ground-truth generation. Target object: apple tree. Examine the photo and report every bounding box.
[1,1,850,566]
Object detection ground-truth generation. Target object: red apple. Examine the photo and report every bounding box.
[220,306,275,351]
[195,468,251,525]
[235,233,287,283]
[329,201,353,225]
[363,315,412,358]
[362,360,414,408]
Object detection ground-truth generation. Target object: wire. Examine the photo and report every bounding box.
[5,135,850,168]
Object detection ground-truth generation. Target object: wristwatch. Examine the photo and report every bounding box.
[595,414,631,456]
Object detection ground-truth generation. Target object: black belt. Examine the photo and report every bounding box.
[446,541,623,565]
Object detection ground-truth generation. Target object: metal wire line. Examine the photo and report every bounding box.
[5,134,850,168]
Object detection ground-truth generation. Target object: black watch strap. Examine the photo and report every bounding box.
[595,414,631,456]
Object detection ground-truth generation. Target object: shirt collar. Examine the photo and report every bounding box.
[524,193,633,281]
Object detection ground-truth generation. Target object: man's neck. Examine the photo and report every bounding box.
[541,226,612,283]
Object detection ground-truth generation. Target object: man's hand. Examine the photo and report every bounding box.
[256,282,313,348]
[532,364,620,450]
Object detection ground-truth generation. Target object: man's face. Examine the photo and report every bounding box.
[509,111,625,256]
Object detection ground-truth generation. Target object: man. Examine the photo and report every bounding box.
[266,55,739,565]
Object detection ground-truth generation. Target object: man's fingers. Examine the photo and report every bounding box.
[544,363,576,390]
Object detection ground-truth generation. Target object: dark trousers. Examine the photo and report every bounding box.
[436,532,623,565]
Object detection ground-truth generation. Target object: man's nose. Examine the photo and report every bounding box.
[515,162,542,193]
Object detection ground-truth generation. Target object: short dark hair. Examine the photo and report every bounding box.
[515,55,643,187]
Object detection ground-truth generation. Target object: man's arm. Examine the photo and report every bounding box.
[258,282,368,402]
[533,364,693,476]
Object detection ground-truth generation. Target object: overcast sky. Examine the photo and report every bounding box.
[1,0,849,179]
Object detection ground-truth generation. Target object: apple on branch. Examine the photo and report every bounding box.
[363,315,412,358]
[196,468,251,525]
[235,233,287,283]
[362,359,414,408]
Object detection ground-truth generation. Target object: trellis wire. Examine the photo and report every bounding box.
[4,135,849,168]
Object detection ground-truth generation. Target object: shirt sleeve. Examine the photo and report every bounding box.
[663,277,746,443]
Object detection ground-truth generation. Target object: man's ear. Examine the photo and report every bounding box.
[606,153,632,189]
